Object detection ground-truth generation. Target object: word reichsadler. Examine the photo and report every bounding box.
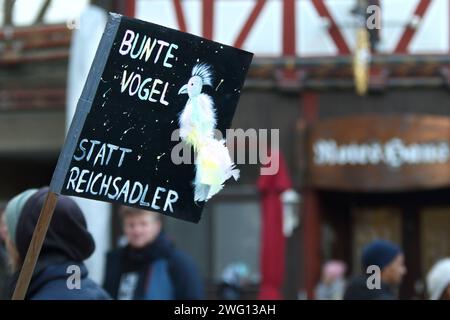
[65,138,179,213]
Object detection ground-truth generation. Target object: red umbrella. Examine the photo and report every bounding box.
[257,150,292,299]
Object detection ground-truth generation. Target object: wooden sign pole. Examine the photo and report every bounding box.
[11,192,59,300]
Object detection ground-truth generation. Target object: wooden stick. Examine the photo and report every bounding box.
[11,192,59,300]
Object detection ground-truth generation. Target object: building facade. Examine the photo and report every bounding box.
[1,0,450,299]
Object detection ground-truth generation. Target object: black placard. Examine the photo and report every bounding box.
[50,13,253,223]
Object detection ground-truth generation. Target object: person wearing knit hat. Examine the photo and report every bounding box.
[344,239,406,300]
[3,187,110,300]
[426,258,450,300]
[0,202,13,300]
[16,187,96,264]
[2,189,37,271]
[361,239,402,270]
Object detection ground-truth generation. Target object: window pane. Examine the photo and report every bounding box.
[212,201,261,282]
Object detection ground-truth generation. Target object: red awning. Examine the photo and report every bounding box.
[257,150,292,299]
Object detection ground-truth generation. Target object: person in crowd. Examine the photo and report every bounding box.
[0,203,11,299]
[344,239,406,300]
[426,258,450,300]
[3,187,110,300]
[103,206,204,300]
[315,260,347,300]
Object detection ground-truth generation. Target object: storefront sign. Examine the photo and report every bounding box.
[314,139,450,167]
[308,115,450,191]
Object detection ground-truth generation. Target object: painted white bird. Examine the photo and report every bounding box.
[178,63,239,202]
[178,63,216,149]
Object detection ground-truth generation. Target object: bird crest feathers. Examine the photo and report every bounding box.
[192,63,213,87]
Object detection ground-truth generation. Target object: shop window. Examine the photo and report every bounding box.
[163,193,261,286]
[420,207,450,275]
[212,201,261,283]
[351,206,402,272]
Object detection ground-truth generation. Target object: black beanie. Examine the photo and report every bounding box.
[361,239,401,270]
[16,187,95,262]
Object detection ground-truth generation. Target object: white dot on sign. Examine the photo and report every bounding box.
[175,57,178,61]
[155,119,158,122]
[137,154,142,161]
[101,101,106,108]
[166,179,169,183]
[123,112,128,115]
[120,126,135,141]
[215,79,224,91]
[215,50,218,53]
[170,120,174,124]
[156,152,166,160]
[103,88,111,98]
[196,58,199,62]
[220,45,224,49]
[184,63,187,66]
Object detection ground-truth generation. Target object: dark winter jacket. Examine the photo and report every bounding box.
[10,188,110,300]
[11,256,110,300]
[343,275,397,300]
[103,232,204,300]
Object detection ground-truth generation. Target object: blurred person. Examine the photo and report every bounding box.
[426,258,450,300]
[217,262,250,300]
[0,203,11,299]
[315,260,347,300]
[103,206,204,300]
[344,239,406,300]
[3,187,110,300]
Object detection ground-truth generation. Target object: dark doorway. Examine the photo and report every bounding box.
[319,188,450,300]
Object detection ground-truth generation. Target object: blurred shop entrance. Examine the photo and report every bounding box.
[320,188,450,300]
[301,114,450,299]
